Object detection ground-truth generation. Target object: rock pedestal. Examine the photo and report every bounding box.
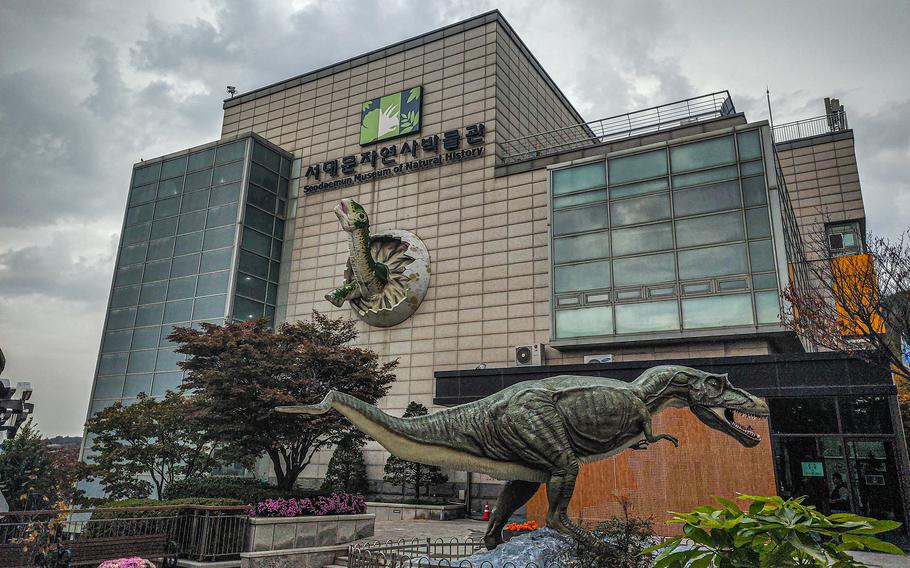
[459,527,579,567]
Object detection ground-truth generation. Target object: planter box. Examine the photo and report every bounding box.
[366,501,465,521]
[245,513,374,553]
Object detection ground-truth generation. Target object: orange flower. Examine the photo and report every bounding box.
[505,520,539,532]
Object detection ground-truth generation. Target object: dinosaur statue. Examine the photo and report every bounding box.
[324,198,430,327]
[277,365,768,551]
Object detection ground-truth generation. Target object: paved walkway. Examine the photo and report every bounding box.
[355,519,910,567]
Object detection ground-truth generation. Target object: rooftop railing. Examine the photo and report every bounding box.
[772,110,849,144]
[501,91,737,164]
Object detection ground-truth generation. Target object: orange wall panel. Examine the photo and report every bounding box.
[525,408,775,536]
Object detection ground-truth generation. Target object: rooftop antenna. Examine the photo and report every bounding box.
[227,86,237,98]
[766,86,776,142]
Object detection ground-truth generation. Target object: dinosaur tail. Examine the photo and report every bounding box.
[278,390,548,482]
[276,391,443,463]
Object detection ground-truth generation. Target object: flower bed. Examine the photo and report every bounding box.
[249,492,366,518]
[98,558,155,568]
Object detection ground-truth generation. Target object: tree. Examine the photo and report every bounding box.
[321,435,369,494]
[382,402,448,500]
[84,391,222,500]
[782,228,910,439]
[783,228,910,381]
[172,313,397,491]
[0,420,57,510]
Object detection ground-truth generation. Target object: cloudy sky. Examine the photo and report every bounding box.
[1,0,908,436]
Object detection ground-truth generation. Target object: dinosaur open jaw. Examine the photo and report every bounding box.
[714,406,765,444]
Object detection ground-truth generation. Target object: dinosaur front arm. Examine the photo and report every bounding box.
[325,280,361,307]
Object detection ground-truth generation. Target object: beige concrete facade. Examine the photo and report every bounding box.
[218,13,782,488]
[776,131,866,246]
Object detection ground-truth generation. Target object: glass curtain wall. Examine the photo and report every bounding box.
[90,139,250,419]
[232,141,290,324]
[552,129,782,340]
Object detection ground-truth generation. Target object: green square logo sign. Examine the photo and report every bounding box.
[359,86,422,145]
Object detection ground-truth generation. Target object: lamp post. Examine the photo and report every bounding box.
[0,348,34,440]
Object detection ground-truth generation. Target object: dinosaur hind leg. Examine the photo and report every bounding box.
[483,480,541,550]
[501,393,610,552]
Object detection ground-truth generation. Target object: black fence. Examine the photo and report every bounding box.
[0,504,249,565]
[347,537,578,567]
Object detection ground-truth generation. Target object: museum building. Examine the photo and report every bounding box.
[81,10,909,530]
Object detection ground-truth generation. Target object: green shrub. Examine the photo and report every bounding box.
[322,437,369,494]
[162,476,318,504]
[578,498,655,568]
[645,494,904,567]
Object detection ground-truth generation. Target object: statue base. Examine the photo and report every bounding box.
[460,527,578,567]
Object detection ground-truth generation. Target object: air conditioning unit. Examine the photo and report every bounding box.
[515,344,544,367]
[584,354,614,364]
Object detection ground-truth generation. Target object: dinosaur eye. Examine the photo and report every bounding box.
[706,376,722,389]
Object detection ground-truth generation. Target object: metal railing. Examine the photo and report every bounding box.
[500,91,737,164]
[772,110,849,143]
[0,504,249,563]
[347,537,575,567]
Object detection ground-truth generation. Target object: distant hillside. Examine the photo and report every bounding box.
[46,435,82,448]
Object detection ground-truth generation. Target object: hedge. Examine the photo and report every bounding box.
[162,476,319,504]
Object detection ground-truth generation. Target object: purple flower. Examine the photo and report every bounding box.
[249,493,366,517]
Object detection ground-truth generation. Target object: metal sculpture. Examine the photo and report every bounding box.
[278,365,769,551]
[325,199,430,327]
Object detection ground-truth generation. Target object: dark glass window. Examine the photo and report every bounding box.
[133,163,161,186]
[210,182,241,206]
[248,184,277,213]
[239,250,269,279]
[154,197,180,220]
[213,161,244,185]
[182,189,210,212]
[178,211,207,234]
[170,254,201,278]
[840,396,893,434]
[201,248,233,272]
[215,140,246,165]
[233,296,264,320]
[131,326,161,350]
[187,148,214,172]
[126,203,155,226]
[122,223,151,246]
[161,156,187,179]
[236,273,268,300]
[158,177,184,198]
[130,184,157,206]
[252,142,281,172]
[245,205,274,234]
[770,398,839,434]
[151,217,178,239]
[249,163,278,192]
[135,303,164,327]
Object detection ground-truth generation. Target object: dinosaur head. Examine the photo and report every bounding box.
[646,366,768,447]
[334,198,370,233]
[678,368,768,447]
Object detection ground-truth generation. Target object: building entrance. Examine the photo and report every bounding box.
[770,396,905,524]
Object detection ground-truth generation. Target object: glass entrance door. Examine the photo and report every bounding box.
[846,439,903,522]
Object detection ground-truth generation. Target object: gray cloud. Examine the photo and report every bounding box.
[0,0,907,437]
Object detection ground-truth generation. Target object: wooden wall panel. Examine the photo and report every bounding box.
[525,408,775,536]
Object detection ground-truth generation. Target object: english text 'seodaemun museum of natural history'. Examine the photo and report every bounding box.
[81,10,910,530]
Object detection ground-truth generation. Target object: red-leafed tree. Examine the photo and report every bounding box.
[782,227,910,444]
[782,228,910,383]
[171,313,397,491]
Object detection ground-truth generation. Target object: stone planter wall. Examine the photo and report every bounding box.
[245,513,374,553]
[366,501,465,521]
